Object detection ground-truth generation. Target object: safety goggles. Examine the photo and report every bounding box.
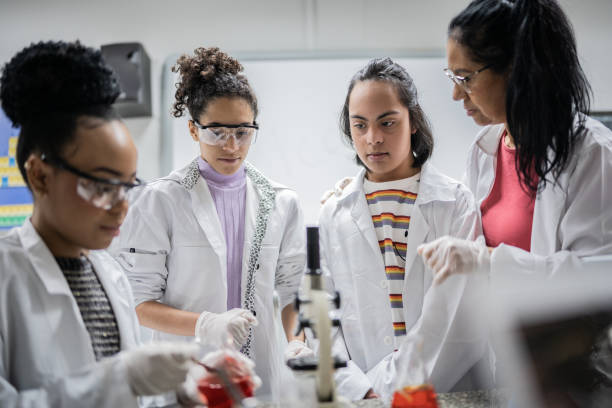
[41,154,144,210]
[191,119,259,147]
[443,64,492,94]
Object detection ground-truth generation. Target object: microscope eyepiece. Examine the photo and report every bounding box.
[306,226,320,271]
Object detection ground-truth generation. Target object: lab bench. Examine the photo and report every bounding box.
[352,390,506,407]
[255,389,507,407]
[169,389,507,407]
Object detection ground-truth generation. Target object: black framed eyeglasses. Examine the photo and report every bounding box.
[41,154,144,210]
[191,119,259,147]
[443,64,493,94]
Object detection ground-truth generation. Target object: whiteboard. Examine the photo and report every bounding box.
[161,54,481,224]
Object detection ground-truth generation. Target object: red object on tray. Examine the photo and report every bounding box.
[197,375,254,408]
[391,384,439,408]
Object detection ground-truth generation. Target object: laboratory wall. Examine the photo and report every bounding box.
[1,0,611,181]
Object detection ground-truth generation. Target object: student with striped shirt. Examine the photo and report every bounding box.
[318,57,492,402]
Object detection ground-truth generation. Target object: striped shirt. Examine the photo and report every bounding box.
[363,173,420,346]
[56,256,121,360]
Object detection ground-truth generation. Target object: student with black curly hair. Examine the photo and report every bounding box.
[112,47,307,399]
[0,41,199,407]
[419,0,612,283]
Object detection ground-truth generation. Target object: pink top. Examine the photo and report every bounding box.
[480,131,536,251]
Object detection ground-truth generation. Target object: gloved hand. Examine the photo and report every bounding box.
[284,339,315,362]
[417,236,490,285]
[120,342,198,396]
[201,349,263,391]
[320,177,354,204]
[196,308,258,349]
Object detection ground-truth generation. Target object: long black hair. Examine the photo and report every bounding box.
[0,41,121,186]
[172,47,258,120]
[340,57,434,169]
[449,0,591,192]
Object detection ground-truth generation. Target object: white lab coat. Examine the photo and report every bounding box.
[465,116,612,277]
[0,219,140,408]
[111,159,306,399]
[319,163,492,401]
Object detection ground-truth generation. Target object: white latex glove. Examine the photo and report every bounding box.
[320,177,354,204]
[196,308,258,348]
[284,339,315,362]
[417,236,490,285]
[120,342,198,396]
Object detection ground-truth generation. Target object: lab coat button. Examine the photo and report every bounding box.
[380,280,388,289]
[256,264,260,270]
[384,336,392,346]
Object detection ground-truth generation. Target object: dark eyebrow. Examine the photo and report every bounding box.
[350,111,400,121]
[376,111,400,120]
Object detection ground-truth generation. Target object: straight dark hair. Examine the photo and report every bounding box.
[340,57,434,169]
[449,0,591,192]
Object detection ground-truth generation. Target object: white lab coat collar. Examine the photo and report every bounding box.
[337,161,459,206]
[470,123,570,256]
[164,158,266,301]
[475,124,505,156]
[17,218,139,352]
[17,218,72,297]
[335,161,458,276]
[475,115,591,157]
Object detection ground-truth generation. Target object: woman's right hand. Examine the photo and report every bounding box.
[364,388,380,399]
[121,342,198,396]
[196,308,258,348]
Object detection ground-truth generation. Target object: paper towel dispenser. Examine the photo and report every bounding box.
[101,42,152,117]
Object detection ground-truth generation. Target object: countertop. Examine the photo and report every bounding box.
[252,390,507,407]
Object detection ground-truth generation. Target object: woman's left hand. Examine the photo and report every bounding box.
[284,339,315,362]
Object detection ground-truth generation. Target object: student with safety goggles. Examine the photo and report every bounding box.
[111,46,308,402]
[190,119,259,148]
[0,41,199,407]
[40,153,144,210]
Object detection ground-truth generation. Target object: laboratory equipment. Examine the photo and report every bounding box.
[287,226,352,408]
[391,335,439,408]
[194,332,260,408]
[196,354,256,408]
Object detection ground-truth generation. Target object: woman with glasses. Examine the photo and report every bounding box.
[0,41,198,407]
[317,57,492,402]
[112,47,307,400]
[419,0,612,283]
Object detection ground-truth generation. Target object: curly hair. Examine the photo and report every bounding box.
[0,40,121,185]
[340,57,434,169]
[171,47,258,120]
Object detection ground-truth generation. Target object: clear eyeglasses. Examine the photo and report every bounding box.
[443,64,492,94]
[41,154,144,210]
[191,119,259,147]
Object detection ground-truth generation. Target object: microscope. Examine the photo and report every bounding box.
[287,226,352,408]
